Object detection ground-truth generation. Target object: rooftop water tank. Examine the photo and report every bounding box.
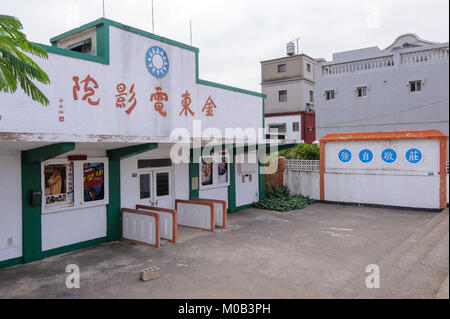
[286,42,295,56]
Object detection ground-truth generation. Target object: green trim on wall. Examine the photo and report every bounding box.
[21,158,42,263]
[22,142,75,164]
[43,17,266,98]
[0,256,23,270]
[227,157,237,213]
[106,143,158,161]
[41,237,107,259]
[21,143,75,264]
[95,22,110,65]
[37,43,108,64]
[235,204,253,211]
[107,159,121,241]
[106,143,158,241]
[258,144,265,201]
[189,149,200,199]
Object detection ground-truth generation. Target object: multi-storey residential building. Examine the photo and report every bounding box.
[261,47,317,143]
[315,33,449,155]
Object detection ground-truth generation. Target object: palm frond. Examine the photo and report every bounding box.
[0,15,23,31]
[0,57,17,92]
[0,14,50,105]
[15,70,49,106]
[1,47,50,84]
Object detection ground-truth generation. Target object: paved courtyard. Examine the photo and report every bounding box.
[0,203,448,299]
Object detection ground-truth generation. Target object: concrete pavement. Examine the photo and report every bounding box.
[0,203,447,299]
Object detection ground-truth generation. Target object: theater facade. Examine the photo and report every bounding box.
[0,18,294,268]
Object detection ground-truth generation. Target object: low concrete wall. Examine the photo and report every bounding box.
[189,198,227,228]
[136,205,177,243]
[121,208,160,248]
[175,200,215,232]
[284,170,320,200]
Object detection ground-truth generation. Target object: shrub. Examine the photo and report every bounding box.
[253,185,314,212]
[253,195,314,212]
[279,143,320,160]
[265,184,290,199]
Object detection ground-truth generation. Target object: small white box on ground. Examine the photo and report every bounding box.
[140,267,160,281]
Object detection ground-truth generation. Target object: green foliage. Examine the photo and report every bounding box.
[279,143,320,160]
[0,15,50,105]
[253,195,314,212]
[253,185,314,212]
[265,184,290,199]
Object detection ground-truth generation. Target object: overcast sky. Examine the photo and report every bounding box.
[1,0,449,92]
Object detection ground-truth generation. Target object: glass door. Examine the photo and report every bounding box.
[138,169,173,209]
[153,170,173,209]
[138,171,155,206]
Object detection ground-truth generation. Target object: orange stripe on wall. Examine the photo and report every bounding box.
[320,129,448,143]
[320,142,325,201]
[440,140,447,209]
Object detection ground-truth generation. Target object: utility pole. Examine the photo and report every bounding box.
[151,0,155,33]
[293,37,300,54]
[189,20,193,45]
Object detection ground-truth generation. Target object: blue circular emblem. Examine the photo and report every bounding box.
[338,149,351,162]
[382,149,397,163]
[359,149,373,163]
[406,148,422,163]
[145,46,169,78]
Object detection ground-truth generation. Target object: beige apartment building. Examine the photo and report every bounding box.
[261,47,317,143]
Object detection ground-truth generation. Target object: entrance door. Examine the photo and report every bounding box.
[153,170,172,209]
[138,169,173,209]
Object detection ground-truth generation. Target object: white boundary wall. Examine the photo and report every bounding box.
[284,159,320,200]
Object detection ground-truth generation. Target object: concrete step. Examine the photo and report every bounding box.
[355,214,449,298]
[338,210,449,298]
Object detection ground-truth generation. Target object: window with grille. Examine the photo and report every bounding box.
[410,80,422,92]
[279,90,287,102]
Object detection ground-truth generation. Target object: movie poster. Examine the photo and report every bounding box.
[44,163,73,208]
[83,162,105,202]
[217,156,228,184]
[201,158,213,186]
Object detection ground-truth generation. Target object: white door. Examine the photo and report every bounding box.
[138,169,173,209]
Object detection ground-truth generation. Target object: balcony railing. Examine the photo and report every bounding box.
[400,47,449,65]
[321,45,449,76]
[322,56,395,76]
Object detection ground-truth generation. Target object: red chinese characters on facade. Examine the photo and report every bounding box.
[202,96,216,117]
[58,98,64,122]
[179,90,194,117]
[72,75,100,105]
[115,83,137,115]
[150,87,168,117]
